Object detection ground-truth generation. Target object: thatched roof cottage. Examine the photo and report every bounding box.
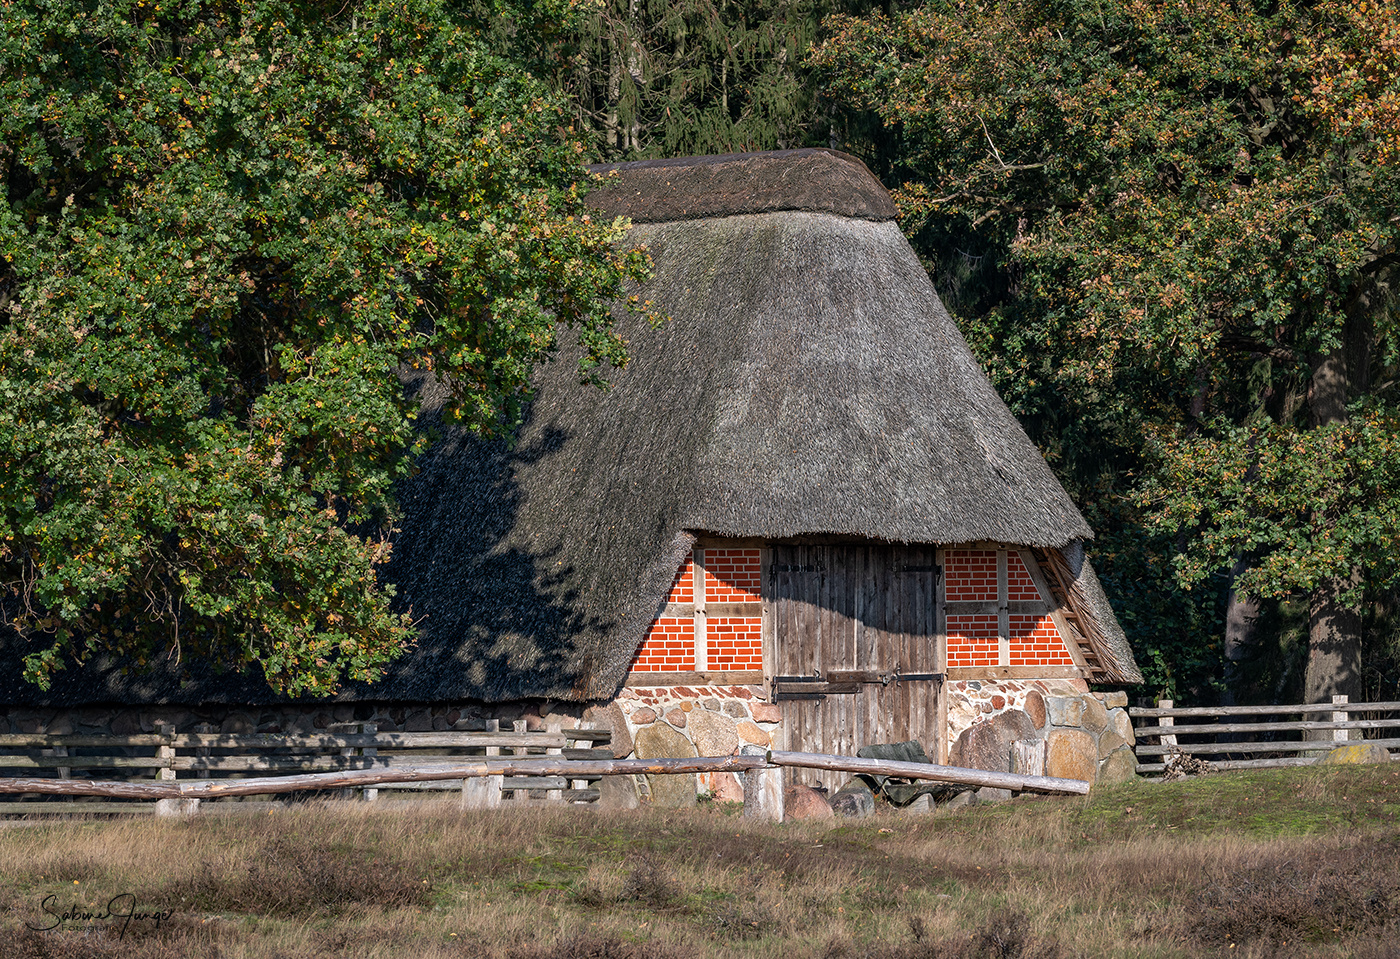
[0,149,1140,792]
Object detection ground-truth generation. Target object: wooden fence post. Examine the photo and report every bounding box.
[155,722,199,817]
[1332,695,1350,743]
[545,723,564,802]
[194,723,213,781]
[742,763,784,821]
[43,726,72,803]
[361,723,379,802]
[1157,700,1177,753]
[156,723,177,782]
[1010,739,1046,778]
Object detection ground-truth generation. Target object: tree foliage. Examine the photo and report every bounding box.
[0,0,654,696]
[549,0,896,161]
[814,0,1400,698]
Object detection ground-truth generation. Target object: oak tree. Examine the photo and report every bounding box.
[814,0,1400,700]
[0,0,653,695]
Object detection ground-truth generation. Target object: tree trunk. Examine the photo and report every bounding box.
[1221,557,1261,706]
[1305,570,1363,703]
[1303,297,1373,704]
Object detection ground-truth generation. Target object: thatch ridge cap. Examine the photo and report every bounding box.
[585,149,898,223]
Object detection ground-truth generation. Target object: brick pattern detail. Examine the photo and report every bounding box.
[944,549,997,601]
[1009,614,1075,666]
[1006,552,1041,601]
[632,618,695,671]
[666,554,695,604]
[706,617,763,670]
[634,548,763,672]
[705,548,761,603]
[947,614,999,667]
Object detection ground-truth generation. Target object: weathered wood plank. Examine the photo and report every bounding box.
[624,671,765,688]
[1134,718,1400,736]
[0,756,168,769]
[1135,738,1400,756]
[1129,701,1400,717]
[0,802,157,815]
[0,735,167,748]
[0,756,770,799]
[767,750,1090,795]
[946,666,1088,680]
[167,732,577,749]
[1136,756,1322,774]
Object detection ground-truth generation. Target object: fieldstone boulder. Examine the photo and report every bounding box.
[583,703,633,759]
[1108,707,1134,745]
[1316,743,1392,766]
[1023,690,1047,729]
[707,772,746,803]
[750,702,782,724]
[974,787,1013,803]
[784,784,834,821]
[900,793,935,815]
[830,780,876,818]
[598,774,643,810]
[1098,726,1129,759]
[665,708,687,729]
[947,692,979,736]
[1045,728,1098,782]
[723,701,749,719]
[1100,691,1129,709]
[634,722,698,807]
[631,707,658,725]
[738,721,770,746]
[950,709,1037,773]
[1097,745,1139,783]
[1047,696,1086,728]
[1080,696,1110,735]
[689,708,740,757]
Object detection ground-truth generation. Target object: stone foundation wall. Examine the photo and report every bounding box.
[945,679,1136,784]
[611,685,782,802]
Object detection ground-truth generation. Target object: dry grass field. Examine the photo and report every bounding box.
[1,764,1399,958]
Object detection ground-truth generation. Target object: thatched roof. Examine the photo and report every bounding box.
[0,149,1135,706]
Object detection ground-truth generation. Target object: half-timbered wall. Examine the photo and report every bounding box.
[631,548,763,672]
[944,548,1079,674]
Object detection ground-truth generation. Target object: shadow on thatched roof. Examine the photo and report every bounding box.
[0,149,1136,707]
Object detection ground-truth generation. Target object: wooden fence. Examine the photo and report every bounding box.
[0,728,1093,820]
[1130,695,1400,775]
[0,720,611,816]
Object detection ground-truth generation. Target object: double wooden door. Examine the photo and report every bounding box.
[767,544,943,780]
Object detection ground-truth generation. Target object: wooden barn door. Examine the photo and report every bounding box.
[767,544,943,785]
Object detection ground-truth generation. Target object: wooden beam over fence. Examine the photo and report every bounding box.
[0,756,768,800]
[767,751,1090,795]
[0,750,1090,801]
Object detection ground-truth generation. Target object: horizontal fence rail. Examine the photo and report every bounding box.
[1130,696,1400,775]
[0,750,1091,822]
[0,720,612,815]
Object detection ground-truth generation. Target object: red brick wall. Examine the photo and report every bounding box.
[947,613,999,667]
[707,617,763,669]
[634,546,1076,674]
[946,548,1077,670]
[633,617,695,671]
[705,548,761,603]
[667,554,695,604]
[1007,552,1041,601]
[1009,614,1075,666]
[702,548,761,669]
[944,549,997,601]
[632,548,763,673]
